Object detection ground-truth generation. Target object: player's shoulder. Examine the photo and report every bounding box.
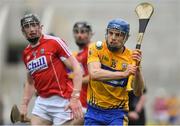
[43,34,68,47]
[43,34,61,43]
[124,47,133,54]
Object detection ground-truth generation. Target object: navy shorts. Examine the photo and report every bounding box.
[84,105,128,125]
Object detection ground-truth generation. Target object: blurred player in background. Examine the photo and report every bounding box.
[85,18,144,125]
[20,13,83,125]
[153,88,169,125]
[72,21,93,110]
[63,21,93,125]
[166,94,179,124]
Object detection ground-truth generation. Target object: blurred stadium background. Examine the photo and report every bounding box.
[0,0,180,124]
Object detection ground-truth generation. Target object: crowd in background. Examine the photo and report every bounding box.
[153,88,180,125]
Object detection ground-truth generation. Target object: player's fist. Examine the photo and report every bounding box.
[132,49,142,65]
[128,111,139,120]
[124,65,137,77]
[20,104,28,120]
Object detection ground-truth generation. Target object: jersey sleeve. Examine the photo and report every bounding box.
[87,43,100,64]
[53,38,72,58]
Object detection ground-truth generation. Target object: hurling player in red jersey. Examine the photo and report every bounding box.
[20,13,83,125]
[72,22,93,109]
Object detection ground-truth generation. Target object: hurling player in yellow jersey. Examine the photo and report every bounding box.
[84,18,144,125]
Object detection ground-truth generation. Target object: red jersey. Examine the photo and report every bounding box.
[22,34,73,98]
[74,46,88,108]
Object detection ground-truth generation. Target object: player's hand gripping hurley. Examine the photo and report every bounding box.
[126,2,154,91]
[10,104,30,124]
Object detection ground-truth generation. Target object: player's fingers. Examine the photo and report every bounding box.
[72,105,83,119]
[129,65,137,75]
[132,53,142,61]
[24,116,30,122]
[133,49,142,54]
[74,109,83,119]
[133,49,142,55]
[72,106,79,119]
[75,106,83,119]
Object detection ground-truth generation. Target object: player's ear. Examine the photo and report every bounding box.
[124,34,130,41]
[89,31,94,38]
[40,24,43,29]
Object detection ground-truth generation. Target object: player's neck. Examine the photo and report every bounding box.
[78,44,88,50]
[115,46,125,54]
[31,34,43,48]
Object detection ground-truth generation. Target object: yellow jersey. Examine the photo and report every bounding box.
[87,41,133,111]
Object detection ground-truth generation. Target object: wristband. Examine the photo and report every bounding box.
[73,88,81,92]
[71,92,80,98]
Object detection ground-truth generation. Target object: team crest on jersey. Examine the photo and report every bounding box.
[102,55,109,62]
[32,51,37,57]
[122,63,127,71]
[27,56,48,74]
[40,48,45,54]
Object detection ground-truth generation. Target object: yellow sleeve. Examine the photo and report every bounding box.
[87,43,100,64]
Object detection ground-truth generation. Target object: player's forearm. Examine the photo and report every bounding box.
[21,81,35,106]
[90,68,126,81]
[68,56,83,97]
[133,69,144,96]
[72,64,83,95]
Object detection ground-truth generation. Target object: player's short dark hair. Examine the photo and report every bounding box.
[73,21,92,32]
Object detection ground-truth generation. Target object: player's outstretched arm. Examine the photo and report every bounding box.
[20,73,35,122]
[88,61,136,81]
[65,55,83,119]
[133,68,144,96]
[131,49,144,96]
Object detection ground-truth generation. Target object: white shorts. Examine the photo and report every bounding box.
[32,95,72,125]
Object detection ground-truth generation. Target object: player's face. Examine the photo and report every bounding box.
[107,29,126,50]
[73,28,91,47]
[22,22,42,40]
